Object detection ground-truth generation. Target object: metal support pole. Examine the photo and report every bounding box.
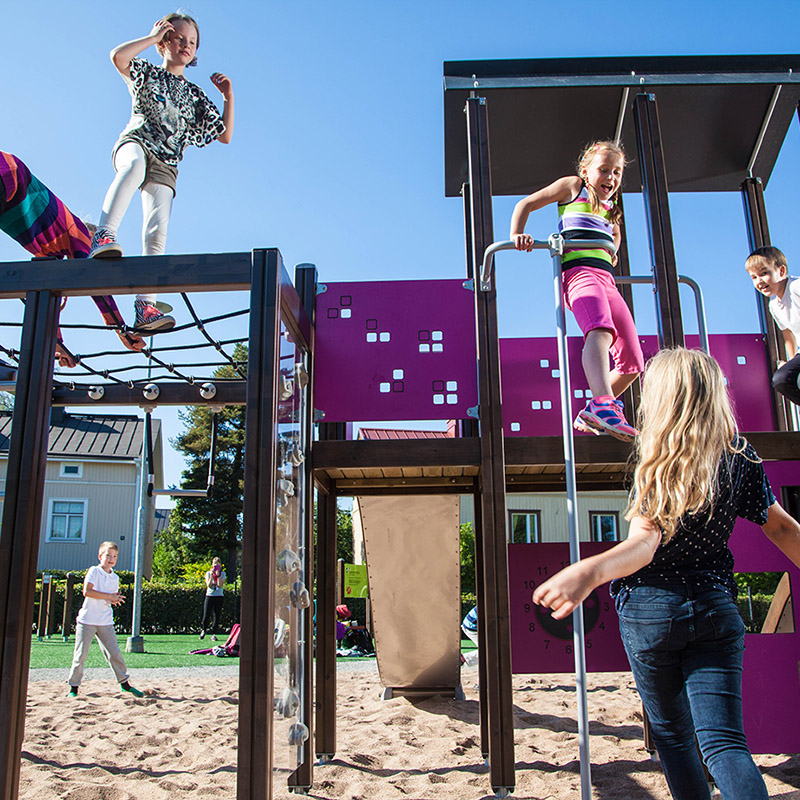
[633,92,684,348]
[238,248,282,800]
[741,176,786,431]
[0,289,59,800]
[466,95,515,796]
[550,234,592,800]
[126,440,149,653]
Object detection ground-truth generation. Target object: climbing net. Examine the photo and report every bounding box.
[0,291,250,393]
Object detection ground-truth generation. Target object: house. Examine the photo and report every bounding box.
[0,408,164,574]
[350,424,629,565]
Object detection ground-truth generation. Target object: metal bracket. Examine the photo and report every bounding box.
[462,278,475,292]
[316,283,328,295]
[467,405,479,419]
[313,408,325,421]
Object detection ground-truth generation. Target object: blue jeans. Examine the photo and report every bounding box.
[615,584,767,800]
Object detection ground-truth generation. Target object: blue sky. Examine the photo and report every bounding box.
[3,0,800,492]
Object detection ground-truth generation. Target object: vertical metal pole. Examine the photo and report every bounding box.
[466,95,515,795]
[127,441,149,652]
[633,92,684,348]
[239,248,282,800]
[0,289,59,800]
[551,239,592,800]
[741,176,786,431]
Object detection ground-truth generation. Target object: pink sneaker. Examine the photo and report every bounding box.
[134,300,175,332]
[575,396,637,442]
[89,228,123,258]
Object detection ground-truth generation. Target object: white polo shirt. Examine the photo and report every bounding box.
[76,564,119,626]
[769,276,800,340]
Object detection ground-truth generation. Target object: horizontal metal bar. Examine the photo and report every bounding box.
[445,72,800,91]
[151,489,209,498]
[0,251,258,298]
[51,380,246,407]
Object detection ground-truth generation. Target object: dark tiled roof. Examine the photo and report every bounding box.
[0,411,159,460]
[358,427,453,441]
[154,508,171,534]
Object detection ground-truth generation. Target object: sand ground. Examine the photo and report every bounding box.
[19,663,800,800]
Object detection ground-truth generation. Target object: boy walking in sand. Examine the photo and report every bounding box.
[67,541,144,698]
[745,246,800,405]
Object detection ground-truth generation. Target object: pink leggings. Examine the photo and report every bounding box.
[563,266,644,375]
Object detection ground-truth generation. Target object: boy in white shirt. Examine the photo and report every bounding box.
[746,246,800,405]
[66,541,144,698]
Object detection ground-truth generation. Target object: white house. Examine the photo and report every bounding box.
[0,408,164,574]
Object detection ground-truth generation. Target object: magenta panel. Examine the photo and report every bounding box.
[500,333,775,437]
[730,460,800,754]
[508,543,629,674]
[314,280,477,423]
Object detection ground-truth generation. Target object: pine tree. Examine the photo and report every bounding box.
[171,346,246,579]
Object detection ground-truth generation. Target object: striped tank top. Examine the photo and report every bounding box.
[557,182,616,274]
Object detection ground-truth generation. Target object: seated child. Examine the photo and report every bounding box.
[66,541,144,698]
[745,246,800,405]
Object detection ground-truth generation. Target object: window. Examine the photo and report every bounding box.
[590,511,619,542]
[508,511,540,543]
[59,463,83,478]
[47,499,87,542]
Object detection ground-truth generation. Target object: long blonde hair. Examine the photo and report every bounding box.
[577,140,626,226]
[625,348,747,543]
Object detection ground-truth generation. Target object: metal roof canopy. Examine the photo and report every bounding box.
[443,54,800,197]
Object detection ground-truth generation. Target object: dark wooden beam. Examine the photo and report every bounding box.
[238,249,281,800]
[0,290,59,800]
[0,251,256,298]
[312,437,481,471]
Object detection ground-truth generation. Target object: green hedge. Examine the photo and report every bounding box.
[33,578,241,636]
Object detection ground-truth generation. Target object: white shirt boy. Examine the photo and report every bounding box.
[76,564,119,626]
[769,275,800,340]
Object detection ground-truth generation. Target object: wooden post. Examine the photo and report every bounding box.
[36,576,48,641]
[0,289,59,800]
[62,574,76,641]
[741,176,786,431]
[633,92,684,348]
[238,249,282,800]
[465,95,515,795]
[45,577,56,638]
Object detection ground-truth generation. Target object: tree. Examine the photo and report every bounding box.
[171,345,246,579]
[337,506,354,563]
[460,522,476,597]
[151,505,190,582]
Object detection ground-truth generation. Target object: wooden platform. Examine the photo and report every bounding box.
[312,431,800,494]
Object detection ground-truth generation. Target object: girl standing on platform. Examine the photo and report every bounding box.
[510,140,643,441]
[90,13,235,332]
[533,347,800,800]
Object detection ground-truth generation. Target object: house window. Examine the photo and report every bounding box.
[590,511,619,542]
[47,499,88,542]
[60,463,83,478]
[509,510,540,543]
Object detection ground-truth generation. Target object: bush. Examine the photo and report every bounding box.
[33,574,241,635]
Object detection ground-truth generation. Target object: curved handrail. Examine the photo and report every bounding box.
[480,237,615,291]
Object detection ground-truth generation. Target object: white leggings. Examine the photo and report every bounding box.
[98,141,174,303]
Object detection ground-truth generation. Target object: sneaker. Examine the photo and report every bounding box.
[121,684,144,698]
[89,228,123,259]
[211,634,218,642]
[199,630,206,640]
[134,300,175,332]
[575,396,638,442]
[67,686,78,698]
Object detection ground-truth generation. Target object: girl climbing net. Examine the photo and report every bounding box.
[510,140,643,441]
[533,347,800,800]
[90,13,235,332]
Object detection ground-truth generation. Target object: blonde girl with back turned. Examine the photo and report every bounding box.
[90,12,234,332]
[510,140,643,441]
[533,348,800,800]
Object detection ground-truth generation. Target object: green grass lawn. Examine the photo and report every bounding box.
[30,633,224,670]
[30,633,479,671]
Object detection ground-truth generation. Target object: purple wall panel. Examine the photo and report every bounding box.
[500,333,775,437]
[314,280,478,423]
[731,460,800,754]
[508,543,629,674]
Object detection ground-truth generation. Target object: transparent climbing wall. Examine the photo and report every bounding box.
[272,319,311,786]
